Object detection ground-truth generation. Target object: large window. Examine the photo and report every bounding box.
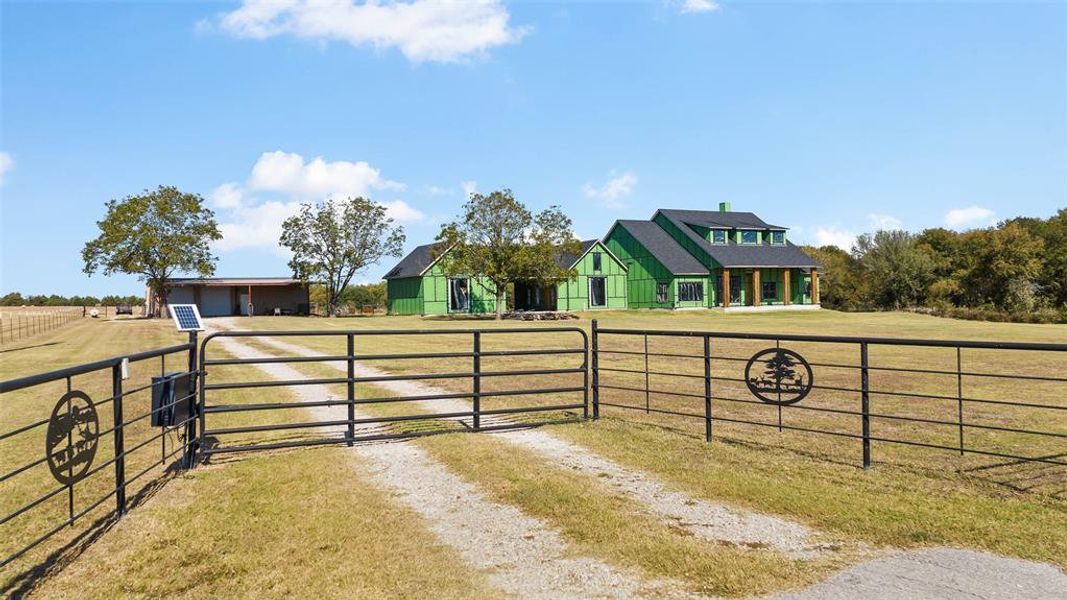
[678,281,704,302]
[762,281,778,300]
[589,277,606,307]
[770,231,785,245]
[740,230,759,244]
[592,252,602,272]
[656,282,668,303]
[448,278,470,312]
[711,229,727,244]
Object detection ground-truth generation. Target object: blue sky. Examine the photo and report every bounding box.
[1,0,1064,296]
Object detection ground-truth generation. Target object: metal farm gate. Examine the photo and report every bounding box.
[3,321,1065,582]
[196,327,590,455]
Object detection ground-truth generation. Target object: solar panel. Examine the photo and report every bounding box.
[168,304,204,332]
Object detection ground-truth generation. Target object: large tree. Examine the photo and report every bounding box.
[280,196,404,316]
[435,189,580,318]
[82,186,221,317]
[852,230,936,309]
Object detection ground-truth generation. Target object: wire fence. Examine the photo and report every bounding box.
[0,336,198,592]
[591,321,1067,474]
[0,306,146,344]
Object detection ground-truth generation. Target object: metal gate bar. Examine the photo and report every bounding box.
[198,327,589,455]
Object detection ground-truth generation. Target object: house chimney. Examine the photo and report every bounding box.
[719,202,731,213]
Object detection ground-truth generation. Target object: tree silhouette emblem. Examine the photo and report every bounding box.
[46,390,99,485]
[744,348,814,405]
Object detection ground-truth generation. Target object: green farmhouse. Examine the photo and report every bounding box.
[384,203,820,315]
[384,240,627,315]
[604,203,821,311]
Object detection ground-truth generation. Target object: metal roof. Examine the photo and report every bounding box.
[613,221,710,275]
[167,277,304,287]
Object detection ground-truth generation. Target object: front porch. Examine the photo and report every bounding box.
[713,267,820,309]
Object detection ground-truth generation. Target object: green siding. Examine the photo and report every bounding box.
[421,264,499,315]
[652,213,719,269]
[556,241,628,310]
[605,225,684,309]
[387,277,423,315]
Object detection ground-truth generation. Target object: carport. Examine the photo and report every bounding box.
[151,277,310,317]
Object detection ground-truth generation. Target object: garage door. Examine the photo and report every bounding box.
[200,287,232,317]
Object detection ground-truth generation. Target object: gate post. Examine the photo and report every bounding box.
[591,320,599,420]
[703,334,712,442]
[112,363,127,515]
[347,333,355,446]
[472,331,481,430]
[860,342,871,469]
[183,331,198,468]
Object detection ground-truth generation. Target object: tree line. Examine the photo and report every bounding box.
[803,208,1066,323]
[0,292,144,307]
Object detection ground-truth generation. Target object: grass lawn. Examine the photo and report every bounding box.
[218,309,1066,567]
[3,309,1065,596]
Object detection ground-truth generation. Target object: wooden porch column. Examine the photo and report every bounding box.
[752,270,761,307]
[722,269,730,308]
[247,284,253,317]
[811,269,820,304]
[783,269,791,305]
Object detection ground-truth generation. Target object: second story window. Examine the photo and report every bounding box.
[741,230,759,244]
[771,231,785,245]
[592,251,602,272]
[711,229,727,244]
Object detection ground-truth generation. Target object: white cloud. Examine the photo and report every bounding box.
[249,150,403,199]
[582,171,637,208]
[677,0,719,14]
[461,180,478,197]
[383,199,423,222]
[210,182,244,209]
[208,0,528,63]
[216,199,303,253]
[812,226,857,251]
[867,213,902,230]
[0,152,13,185]
[944,206,995,229]
[213,151,422,253]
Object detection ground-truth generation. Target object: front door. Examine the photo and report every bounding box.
[730,277,742,305]
[238,292,250,316]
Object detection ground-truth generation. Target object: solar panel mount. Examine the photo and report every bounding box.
[168,304,205,332]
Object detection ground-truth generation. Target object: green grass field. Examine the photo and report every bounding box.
[2,310,1064,597]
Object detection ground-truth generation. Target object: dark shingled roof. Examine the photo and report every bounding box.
[657,208,787,231]
[383,242,446,279]
[556,240,598,269]
[614,221,709,275]
[655,209,821,269]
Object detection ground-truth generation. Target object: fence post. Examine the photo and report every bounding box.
[198,335,207,463]
[112,363,127,515]
[704,334,712,442]
[184,331,198,468]
[860,342,871,469]
[472,331,481,430]
[643,332,650,413]
[956,346,964,455]
[582,328,590,420]
[347,333,355,446]
[591,320,599,420]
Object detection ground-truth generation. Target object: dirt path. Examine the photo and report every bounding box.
[211,321,1067,600]
[239,329,835,560]
[209,331,700,600]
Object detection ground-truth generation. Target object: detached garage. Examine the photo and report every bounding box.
[150,277,310,317]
